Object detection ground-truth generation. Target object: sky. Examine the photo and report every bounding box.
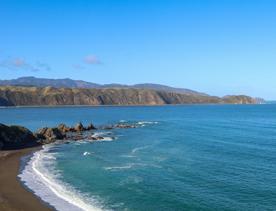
[0,0,276,99]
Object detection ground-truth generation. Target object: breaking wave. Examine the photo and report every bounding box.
[19,145,104,211]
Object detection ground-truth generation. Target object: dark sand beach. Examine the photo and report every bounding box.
[0,148,51,211]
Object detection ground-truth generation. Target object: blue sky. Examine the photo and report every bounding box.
[0,0,275,99]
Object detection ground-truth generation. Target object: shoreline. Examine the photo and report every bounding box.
[0,103,265,109]
[0,147,52,211]
[0,121,146,211]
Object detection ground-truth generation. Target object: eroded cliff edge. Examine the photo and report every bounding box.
[0,86,260,106]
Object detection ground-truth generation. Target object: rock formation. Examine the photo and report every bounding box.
[0,121,147,150]
[57,123,71,133]
[35,127,66,143]
[0,124,38,150]
[74,122,85,132]
[86,123,96,130]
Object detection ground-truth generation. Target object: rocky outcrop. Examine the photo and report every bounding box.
[100,122,143,130]
[57,123,71,133]
[0,121,138,150]
[86,123,96,130]
[0,86,259,106]
[35,122,100,144]
[74,122,85,132]
[35,127,66,143]
[0,124,38,150]
[0,122,100,149]
[57,122,96,133]
[115,124,137,129]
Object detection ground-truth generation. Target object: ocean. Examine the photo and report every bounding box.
[1,105,276,210]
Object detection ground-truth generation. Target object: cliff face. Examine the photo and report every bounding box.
[0,124,38,150]
[222,95,259,104]
[0,86,258,106]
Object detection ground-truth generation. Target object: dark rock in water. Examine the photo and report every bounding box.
[74,122,85,132]
[89,135,104,140]
[57,123,70,133]
[0,123,38,150]
[101,123,137,130]
[0,121,116,150]
[35,127,65,143]
[86,123,96,130]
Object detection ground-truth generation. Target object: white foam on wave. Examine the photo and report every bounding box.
[104,163,148,171]
[131,145,151,154]
[98,137,116,142]
[92,132,116,142]
[104,164,134,170]
[18,145,104,211]
[137,121,158,125]
[83,151,91,156]
[93,132,113,136]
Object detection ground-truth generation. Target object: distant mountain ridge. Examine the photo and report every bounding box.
[0,76,100,89]
[0,77,206,96]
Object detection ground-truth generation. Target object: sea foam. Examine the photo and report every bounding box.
[18,145,104,211]
[91,132,116,142]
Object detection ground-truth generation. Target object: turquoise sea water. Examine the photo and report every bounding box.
[1,105,276,210]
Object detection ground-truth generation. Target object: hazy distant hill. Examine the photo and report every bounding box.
[0,86,259,106]
[0,77,100,89]
[0,77,206,96]
[266,101,276,104]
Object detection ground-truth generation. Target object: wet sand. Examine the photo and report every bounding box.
[0,148,52,211]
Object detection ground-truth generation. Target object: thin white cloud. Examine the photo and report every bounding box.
[0,57,50,72]
[84,55,101,65]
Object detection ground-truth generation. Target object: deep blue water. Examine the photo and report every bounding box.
[1,105,276,210]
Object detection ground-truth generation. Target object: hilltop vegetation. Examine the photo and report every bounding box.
[0,76,207,95]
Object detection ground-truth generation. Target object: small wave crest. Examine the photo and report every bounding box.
[104,163,149,171]
[134,121,159,128]
[137,121,158,125]
[135,121,159,128]
[131,145,151,154]
[104,164,134,170]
